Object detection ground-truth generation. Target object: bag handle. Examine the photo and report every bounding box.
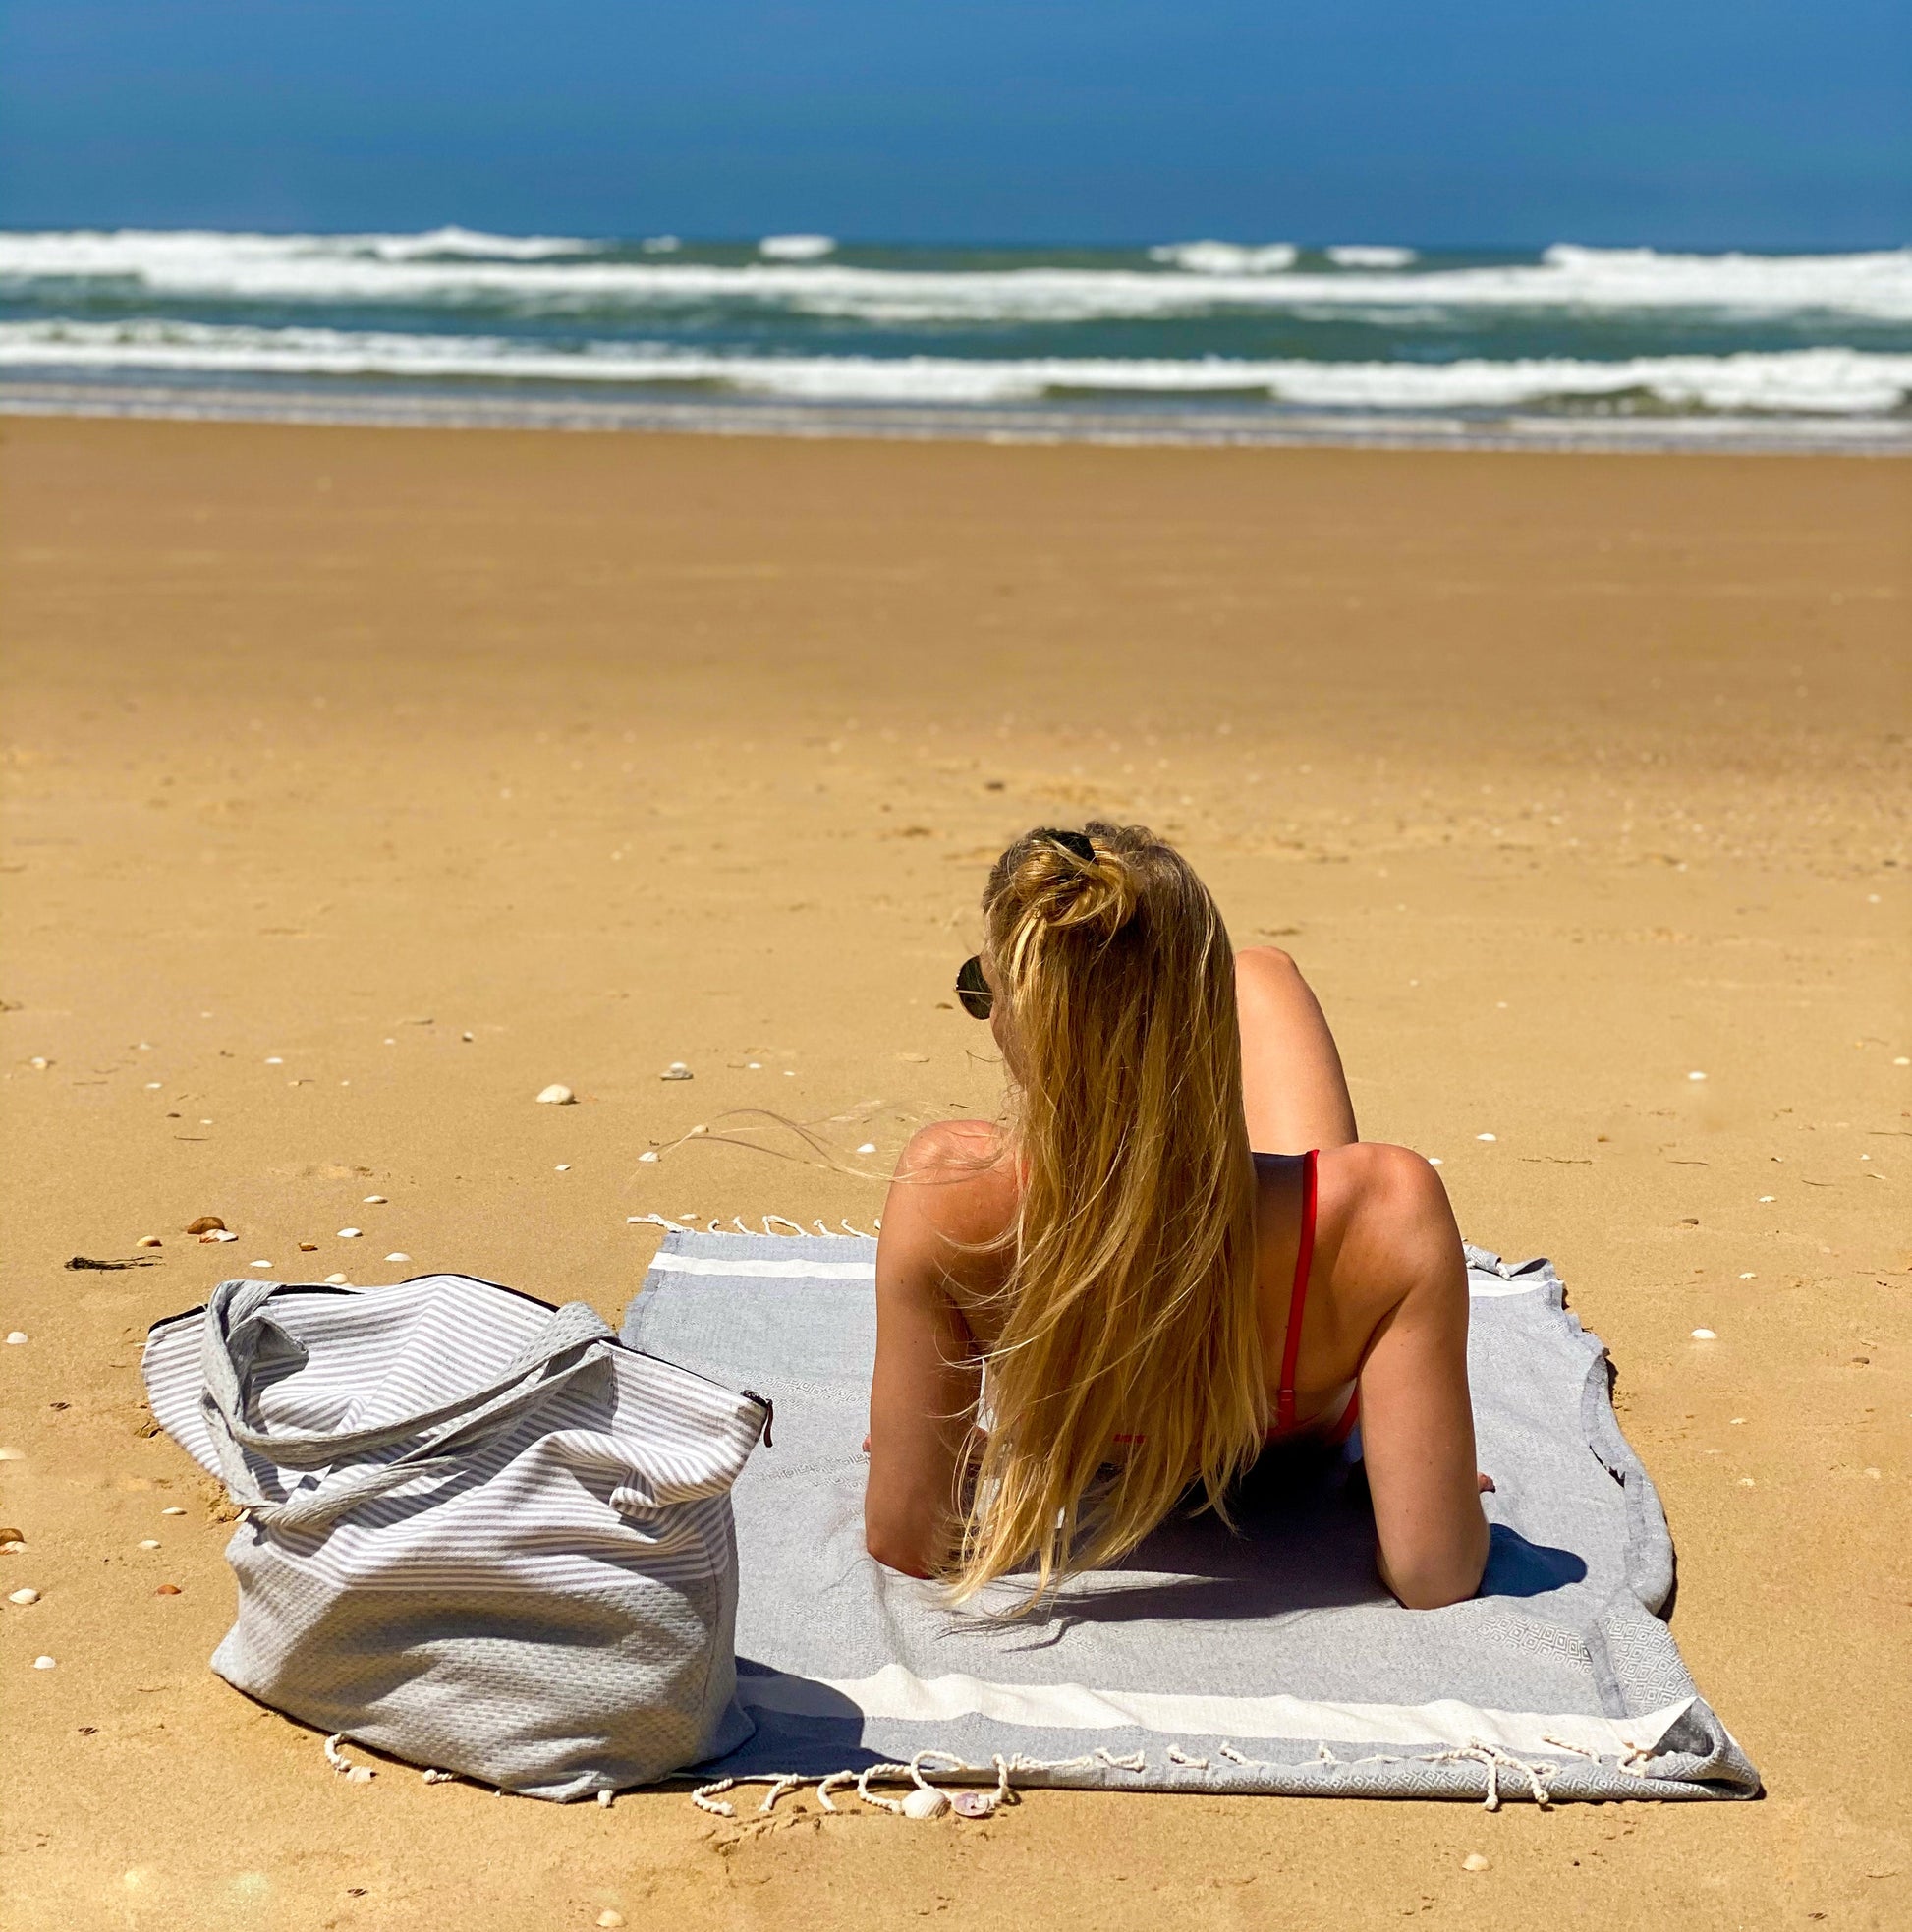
[199,1278,616,1531]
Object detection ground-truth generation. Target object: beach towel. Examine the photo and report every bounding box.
[622,1229,1759,1804]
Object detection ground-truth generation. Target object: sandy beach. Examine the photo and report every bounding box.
[1,415,1906,1928]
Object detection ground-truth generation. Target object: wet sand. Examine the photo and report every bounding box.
[1,416,1906,1929]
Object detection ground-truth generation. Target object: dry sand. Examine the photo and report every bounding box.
[1,416,1907,1929]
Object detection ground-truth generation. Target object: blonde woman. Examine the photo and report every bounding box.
[866,823,1491,1611]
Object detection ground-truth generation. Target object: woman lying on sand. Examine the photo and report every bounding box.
[866,822,1490,1611]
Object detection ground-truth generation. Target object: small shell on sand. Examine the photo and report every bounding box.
[857,1143,877,1155]
[950,1790,996,1818]
[661,1063,693,1081]
[31,1654,55,1669]
[138,1539,160,1550]
[336,1228,362,1239]
[5,1333,27,1345]
[1476,1133,1496,1142]
[363,1195,387,1205]
[186,1216,226,1234]
[299,1242,318,1252]
[154,1584,181,1596]
[0,1449,24,1462]
[137,1236,163,1248]
[324,1272,350,1285]
[9,1587,40,1604]
[1688,1070,1707,1081]
[597,1912,625,1928]
[638,1151,659,1164]
[1461,1852,1490,1873]
[200,1230,239,1244]
[345,1766,374,1783]
[535,1084,577,1105]
[385,1253,411,1263]
[28,1057,50,1070]
[161,1506,186,1516]
[250,1261,272,1270]
[901,1786,950,1819]
[1691,1328,1717,1340]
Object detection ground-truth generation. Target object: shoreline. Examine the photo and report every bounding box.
[6,377,1909,456]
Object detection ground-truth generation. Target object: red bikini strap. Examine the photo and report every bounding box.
[1274,1149,1320,1431]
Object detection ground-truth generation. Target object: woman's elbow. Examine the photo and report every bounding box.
[1378,1524,1490,1611]
[865,1531,935,1580]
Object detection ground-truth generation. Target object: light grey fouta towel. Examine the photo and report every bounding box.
[622,1231,1759,1804]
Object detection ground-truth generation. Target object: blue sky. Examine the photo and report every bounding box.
[2,1,1906,247]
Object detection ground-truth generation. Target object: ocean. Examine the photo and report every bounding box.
[3,227,1909,451]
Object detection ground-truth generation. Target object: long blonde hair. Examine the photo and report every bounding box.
[946,822,1266,1607]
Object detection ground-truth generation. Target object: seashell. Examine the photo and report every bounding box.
[336,1228,362,1239]
[950,1790,996,1819]
[200,1230,239,1243]
[901,1786,950,1819]
[28,1056,50,1070]
[145,1081,162,1090]
[299,1242,318,1252]
[345,1765,374,1783]
[0,1449,23,1462]
[5,1334,27,1346]
[9,1587,40,1604]
[161,1506,187,1515]
[154,1583,181,1596]
[32,1654,55,1669]
[1691,1328,1717,1340]
[1688,1070,1707,1082]
[362,1195,387,1205]
[597,1912,625,1928]
[265,1056,283,1065]
[857,1143,877,1155]
[324,1273,350,1285]
[1475,1133,1496,1143]
[462,1030,475,1042]
[555,1165,570,1172]
[1461,1852,1490,1873]
[250,1261,272,1270]
[535,1084,577,1105]
[385,1253,410,1263]
[0,1527,23,1543]
[661,1063,693,1081]
[0,1542,24,1555]
[136,1236,163,1248]
[638,1151,659,1164]
[138,1539,160,1550]
[186,1216,226,1234]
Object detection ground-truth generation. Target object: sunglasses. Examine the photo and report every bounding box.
[955,955,993,1020]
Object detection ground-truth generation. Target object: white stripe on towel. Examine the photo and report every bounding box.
[737,1664,1692,1759]
[649,1253,1542,1297]
[647,1253,878,1281]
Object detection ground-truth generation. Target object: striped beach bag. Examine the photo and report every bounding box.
[143,1274,770,1800]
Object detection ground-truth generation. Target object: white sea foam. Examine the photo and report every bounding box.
[5,319,1905,415]
[759,234,836,260]
[1327,245,1418,268]
[361,226,596,261]
[1150,241,1299,274]
[9,230,1908,320]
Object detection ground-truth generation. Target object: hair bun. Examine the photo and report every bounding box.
[1010,827,1139,938]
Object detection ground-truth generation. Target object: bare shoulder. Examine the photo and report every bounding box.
[1313,1141,1463,1328]
[877,1120,1018,1300]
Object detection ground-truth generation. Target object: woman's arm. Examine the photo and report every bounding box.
[1330,1143,1490,1609]
[864,1125,996,1578]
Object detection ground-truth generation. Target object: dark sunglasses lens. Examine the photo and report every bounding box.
[955,955,993,1019]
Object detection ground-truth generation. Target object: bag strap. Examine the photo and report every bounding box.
[199,1279,616,1530]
